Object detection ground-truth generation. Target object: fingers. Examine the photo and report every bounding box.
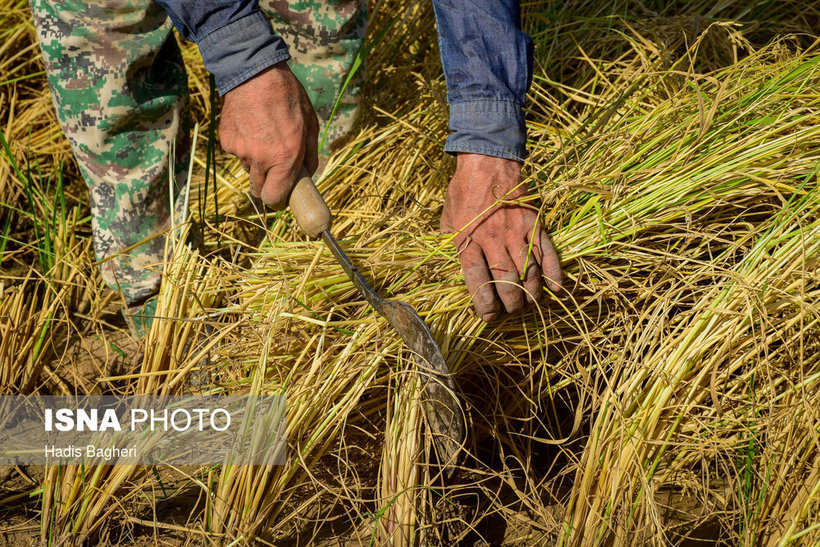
[531,225,562,293]
[303,112,320,176]
[248,161,264,199]
[452,218,562,322]
[458,240,499,322]
[247,109,317,208]
[516,245,543,305]
[466,224,562,322]
[259,163,300,210]
[483,244,525,315]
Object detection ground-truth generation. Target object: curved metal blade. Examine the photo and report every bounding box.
[322,231,465,472]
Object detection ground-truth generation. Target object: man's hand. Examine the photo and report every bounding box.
[219,62,319,209]
[441,153,562,322]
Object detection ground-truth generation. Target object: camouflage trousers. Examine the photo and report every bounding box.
[31,0,366,306]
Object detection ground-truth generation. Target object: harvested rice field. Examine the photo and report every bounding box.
[1,0,820,545]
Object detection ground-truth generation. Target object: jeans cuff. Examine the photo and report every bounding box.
[198,12,291,94]
[445,100,528,161]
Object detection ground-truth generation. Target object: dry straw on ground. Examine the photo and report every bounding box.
[1,0,819,545]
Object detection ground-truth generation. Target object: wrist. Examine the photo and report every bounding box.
[226,61,291,95]
[455,152,520,169]
[452,153,521,192]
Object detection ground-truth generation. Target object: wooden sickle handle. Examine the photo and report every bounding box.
[288,167,332,238]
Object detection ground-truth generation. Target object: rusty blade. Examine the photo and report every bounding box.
[321,231,465,472]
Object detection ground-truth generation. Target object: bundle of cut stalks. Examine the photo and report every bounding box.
[2,0,820,545]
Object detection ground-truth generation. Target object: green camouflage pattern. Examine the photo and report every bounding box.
[261,0,366,150]
[30,0,365,307]
[30,0,191,306]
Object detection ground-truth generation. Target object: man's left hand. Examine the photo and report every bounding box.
[441,153,562,322]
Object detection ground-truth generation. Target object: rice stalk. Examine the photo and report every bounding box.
[39,225,229,544]
[0,272,56,393]
[562,187,820,544]
[136,228,227,395]
[205,315,385,542]
[377,364,425,545]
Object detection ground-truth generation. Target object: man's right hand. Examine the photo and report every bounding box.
[219,61,319,209]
